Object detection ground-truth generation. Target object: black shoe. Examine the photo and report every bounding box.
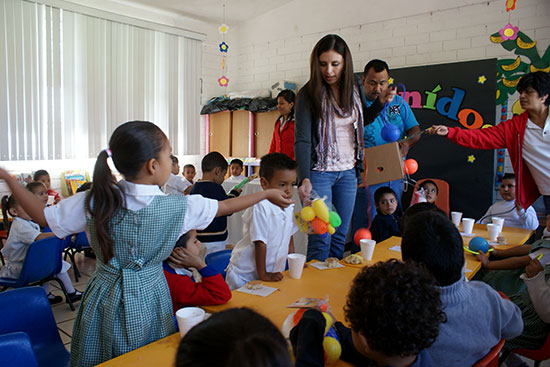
[67,291,82,303]
[48,292,63,304]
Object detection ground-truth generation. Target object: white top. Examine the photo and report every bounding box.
[318,113,356,171]
[225,199,298,290]
[226,175,246,182]
[479,200,539,230]
[44,180,218,239]
[0,217,41,279]
[164,173,192,195]
[520,266,550,323]
[522,117,550,195]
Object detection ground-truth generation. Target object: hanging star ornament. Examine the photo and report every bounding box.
[218,76,229,87]
[478,75,487,84]
[218,24,229,34]
[467,155,476,163]
[219,42,229,53]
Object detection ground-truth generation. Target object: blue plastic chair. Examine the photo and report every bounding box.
[0,236,76,311]
[205,249,232,279]
[63,231,90,282]
[0,332,39,367]
[0,287,70,367]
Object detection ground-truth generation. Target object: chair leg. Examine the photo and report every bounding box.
[49,277,75,311]
[66,249,80,283]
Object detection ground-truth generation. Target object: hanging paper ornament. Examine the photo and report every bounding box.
[499,23,519,41]
[218,23,229,34]
[505,0,517,12]
[219,42,229,53]
[218,76,229,87]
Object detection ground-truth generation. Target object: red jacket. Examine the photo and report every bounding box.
[163,268,231,313]
[269,116,295,160]
[447,112,540,209]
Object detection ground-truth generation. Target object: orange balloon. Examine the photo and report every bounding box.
[311,217,328,234]
[354,228,372,245]
[403,159,418,175]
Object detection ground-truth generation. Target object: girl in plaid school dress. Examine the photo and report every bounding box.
[0,121,292,367]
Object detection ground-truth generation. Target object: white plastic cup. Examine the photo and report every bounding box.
[47,195,55,206]
[288,253,306,279]
[487,223,499,242]
[360,239,376,261]
[451,211,463,227]
[462,218,475,234]
[176,307,205,337]
[492,217,504,234]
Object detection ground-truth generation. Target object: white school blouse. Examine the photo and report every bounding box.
[164,173,191,195]
[523,117,550,195]
[0,217,41,279]
[44,180,218,239]
[226,199,298,290]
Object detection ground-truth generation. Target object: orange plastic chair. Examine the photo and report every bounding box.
[473,339,504,367]
[510,332,550,367]
[415,178,450,216]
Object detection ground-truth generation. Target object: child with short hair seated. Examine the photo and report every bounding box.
[0,195,81,304]
[176,307,292,367]
[190,152,241,254]
[370,186,400,243]
[33,170,60,204]
[163,230,231,312]
[225,153,298,289]
[479,173,538,230]
[419,180,438,204]
[26,182,49,207]
[227,158,245,181]
[164,155,188,195]
[290,259,444,366]
[400,207,523,367]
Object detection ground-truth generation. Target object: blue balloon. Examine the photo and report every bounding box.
[381,123,401,143]
[469,236,489,253]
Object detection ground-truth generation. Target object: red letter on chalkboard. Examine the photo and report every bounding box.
[458,108,484,129]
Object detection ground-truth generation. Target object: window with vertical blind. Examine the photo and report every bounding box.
[0,0,202,161]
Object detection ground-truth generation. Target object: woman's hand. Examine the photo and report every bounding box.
[265,189,294,209]
[298,178,312,206]
[168,247,206,270]
[429,125,449,136]
[525,258,544,279]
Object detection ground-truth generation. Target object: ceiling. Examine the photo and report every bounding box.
[124,0,293,25]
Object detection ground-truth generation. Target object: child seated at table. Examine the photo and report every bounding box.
[479,173,538,230]
[33,169,60,204]
[419,180,438,204]
[164,155,189,195]
[163,230,231,312]
[176,307,292,367]
[290,259,444,367]
[400,208,523,367]
[225,153,298,290]
[190,152,241,255]
[370,187,401,243]
[227,158,245,181]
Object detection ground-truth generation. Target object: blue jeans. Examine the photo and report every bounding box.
[307,169,357,261]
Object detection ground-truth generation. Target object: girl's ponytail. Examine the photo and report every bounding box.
[1,195,16,234]
[85,150,123,262]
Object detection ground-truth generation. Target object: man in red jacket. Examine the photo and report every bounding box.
[431,72,550,217]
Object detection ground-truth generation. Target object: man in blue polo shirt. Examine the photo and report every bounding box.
[351,60,421,242]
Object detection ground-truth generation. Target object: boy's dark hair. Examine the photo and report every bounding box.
[363,59,390,76]
[345,259,445,358]
[176,307,291,367]
[502,173,515,181]
[401,202,446,233]
[174,232,192,249]
[33,170,49,181]
[401,211,465,287]
[517,71,550,106]
[183,164,195,171]
[374,186,397,205]
[26,182,46,194]
[230,159,243,168]
[1,195,17,233]
[171,155,179,164]
[420,179,439,194]
[76,182,92,193]
[201,152,228,173]
[259,153,297,181]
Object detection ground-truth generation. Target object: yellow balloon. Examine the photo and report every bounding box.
[323,336,342,365]
[312,199,329,222]
[322,312,332,335]
[327,224,335,235]
[301,206,315,222]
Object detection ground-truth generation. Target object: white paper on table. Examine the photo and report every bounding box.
[460,232,476,237]
[463,268,472,273]
[235,285,278,297]
[309,261,344,270]
[389,246,401,252]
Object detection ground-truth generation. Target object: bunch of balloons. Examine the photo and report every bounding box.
[296,198,341,236]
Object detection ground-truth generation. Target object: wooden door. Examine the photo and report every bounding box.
[209,111,231,157]
[254,110,279,159]
[231,110,250,157]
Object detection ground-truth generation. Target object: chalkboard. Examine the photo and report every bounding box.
[357,59,497,219]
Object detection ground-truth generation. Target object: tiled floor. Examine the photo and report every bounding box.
[48,253,550,367]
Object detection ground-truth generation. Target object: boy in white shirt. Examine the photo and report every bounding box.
[226,153,298,290]
[227,159,246,181]
[479,173,539,230]
[164,155,188,195]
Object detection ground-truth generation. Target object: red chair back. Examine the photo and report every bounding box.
[512,331,550,363]
[473,339,504,367]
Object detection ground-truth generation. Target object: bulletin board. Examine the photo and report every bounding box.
[358,59,497,219]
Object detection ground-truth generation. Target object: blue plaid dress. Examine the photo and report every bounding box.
[70,195,187,367]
